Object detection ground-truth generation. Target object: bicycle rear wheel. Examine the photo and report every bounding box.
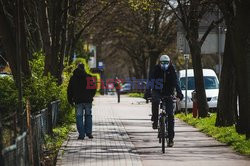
[160,116,166,153]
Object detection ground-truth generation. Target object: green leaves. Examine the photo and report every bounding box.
[21,52,60,113]
[29,51,45,78]
[0,76,18,115]
[23,74,60,113]
[128,0,154,11]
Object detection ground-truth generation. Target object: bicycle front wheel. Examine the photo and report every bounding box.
[160,116,166,153]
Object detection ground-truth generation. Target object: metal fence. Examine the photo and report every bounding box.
[2,132,28,166]
[51,100,60,128]
[1,100,60,166]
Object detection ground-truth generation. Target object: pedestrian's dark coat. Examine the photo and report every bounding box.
[67,67,96,104]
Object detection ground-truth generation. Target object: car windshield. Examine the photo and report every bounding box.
[180,76,219,90]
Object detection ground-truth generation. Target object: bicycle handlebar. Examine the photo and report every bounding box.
[145,96,180,103]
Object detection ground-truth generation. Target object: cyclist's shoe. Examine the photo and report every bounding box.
[152,122,158,129]
[167,139,174,147]
[86,134,94,139]
[151,116,153,121]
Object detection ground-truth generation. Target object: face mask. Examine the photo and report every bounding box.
[160,61,169,71]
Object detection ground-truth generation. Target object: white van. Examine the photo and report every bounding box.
[177,69,219,111]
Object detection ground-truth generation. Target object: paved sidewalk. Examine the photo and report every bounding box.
[57,96,250,166]
[56,96,142,166]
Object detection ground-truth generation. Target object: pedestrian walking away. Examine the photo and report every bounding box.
[67,63,96,140]
[114,76,122,103]
[144,54,183,147]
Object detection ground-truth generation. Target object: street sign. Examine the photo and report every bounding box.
[98,61,104,69]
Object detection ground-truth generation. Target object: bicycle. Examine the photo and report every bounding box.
[158,96,176,153]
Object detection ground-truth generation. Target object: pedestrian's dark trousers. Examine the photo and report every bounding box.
[152,91,175,139]
[116,89,120,103]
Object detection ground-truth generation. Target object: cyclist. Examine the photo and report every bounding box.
[144,54,183,147]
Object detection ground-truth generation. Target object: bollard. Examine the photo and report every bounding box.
[191,91,198,118]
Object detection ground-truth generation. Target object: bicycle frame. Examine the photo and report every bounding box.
[158,96,176,153]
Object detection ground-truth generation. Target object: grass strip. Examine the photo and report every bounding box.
[128,93,144,98]
[43,124,75,165]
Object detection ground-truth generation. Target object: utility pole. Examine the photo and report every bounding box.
[184,54,189,115]
[218,9,222,79]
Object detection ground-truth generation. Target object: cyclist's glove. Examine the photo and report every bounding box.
[144,90,151,99]
[177,93,184,101]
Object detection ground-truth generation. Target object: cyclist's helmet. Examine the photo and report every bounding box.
[160,55,170,71]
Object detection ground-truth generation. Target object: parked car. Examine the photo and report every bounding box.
[106,82,115,95]
[0,72,12,78]
[120,83,132,94]
[177,69,219,112]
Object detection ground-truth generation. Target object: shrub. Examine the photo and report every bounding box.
[0,76,18,116]
[22,52,60,113]
[23,75,60,113]
[57,79,75,124]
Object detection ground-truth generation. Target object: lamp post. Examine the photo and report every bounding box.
[217,9,223,79]
[184,54,189,115]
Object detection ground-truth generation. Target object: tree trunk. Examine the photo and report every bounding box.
[57,0,69,84]
[0,2,18,82]
[65,0,77,64]
[189,43,209,117]
[231,1,249,135]
[0,0,31,83]
[216,28,237,126]
[49,0,61,79]
[26,0,43,52]
[239,0,250,140]
[233,0,250,138]
[38,0,52,74]
[130,57,141,79]
[20,0,31,78]
[188,0,209,117]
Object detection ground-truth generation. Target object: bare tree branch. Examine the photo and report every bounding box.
[74,0,117,43]
[199,16,224,46]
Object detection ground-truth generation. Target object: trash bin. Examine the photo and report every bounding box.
[191,91,198,118]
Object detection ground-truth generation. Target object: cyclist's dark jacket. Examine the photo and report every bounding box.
[67,68,96,104]
[148,64,182,97]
